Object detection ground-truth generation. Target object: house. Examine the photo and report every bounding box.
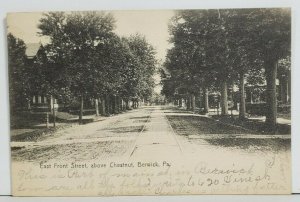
[25,43,57,112]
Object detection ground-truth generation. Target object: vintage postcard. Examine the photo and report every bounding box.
[7,8,291,196]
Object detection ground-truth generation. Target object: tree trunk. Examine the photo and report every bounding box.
[280,76,288,104]
[115,96,119,114]
[79,95,84,124]
[112,95,116,114]
[239,73,246,119]
[198,88,202,109]
[203,87,209,114]
[101,97,106,116]
[119,98,123,111]
[52,104,56,127]
[49,95,56,127]
[179,98,182,107]
[191,94,195,112]
[27,99,31,110]
[265,59,278,130]
[220,79,228,115]
[117,96,121,112]
[186,96,190,110]
[104,95,110,115]
[46,112,49,128]
[284,78,289,104]
[125,100,129,110]
[288,72,291,103]
[95,98,99,116]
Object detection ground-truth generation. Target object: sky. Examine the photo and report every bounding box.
[7,10,174,61]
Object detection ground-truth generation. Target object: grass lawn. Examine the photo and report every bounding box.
[211,115,290,135]
[10,111,78,142]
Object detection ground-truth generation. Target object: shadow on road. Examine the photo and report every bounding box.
[129,116,149,119]
[104,126,143,133]
[205,137,290,152]
[166,115,254,135]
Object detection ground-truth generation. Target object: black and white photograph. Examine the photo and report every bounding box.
[7,8,291,196]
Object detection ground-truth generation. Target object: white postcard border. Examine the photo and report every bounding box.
[0,0,299,195]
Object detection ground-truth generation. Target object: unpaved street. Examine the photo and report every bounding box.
[12,106,290,164]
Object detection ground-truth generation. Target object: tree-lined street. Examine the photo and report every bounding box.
[7,8,292,196]
[8,8,291,167]
[8,9,291,136]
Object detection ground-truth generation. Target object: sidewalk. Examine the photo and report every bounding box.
[196,108,291,126]
[130,107,183,160]
[248,116,291,126]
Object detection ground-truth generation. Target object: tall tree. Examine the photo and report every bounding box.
[38,11,116,123]
[243,8,291,129]
[277,56,291,104]
[164,8,291,129]
[129,35,156,98]
[7,33,29,111]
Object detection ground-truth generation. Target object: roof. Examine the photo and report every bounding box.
[25,43,41,58]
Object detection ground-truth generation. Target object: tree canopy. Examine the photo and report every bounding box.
[9,11,158,123]
[162,8,291,128]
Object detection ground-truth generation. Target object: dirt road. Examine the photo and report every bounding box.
[11,106,290,163]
